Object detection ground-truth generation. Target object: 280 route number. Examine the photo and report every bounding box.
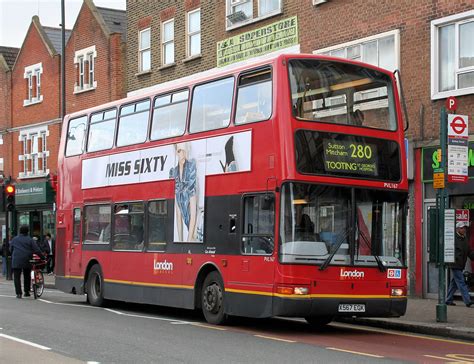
[350,144,373,159]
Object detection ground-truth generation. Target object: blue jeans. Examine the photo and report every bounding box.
[446,268,472,305]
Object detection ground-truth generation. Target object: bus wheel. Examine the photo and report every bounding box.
[87,265,104,307]
[305,316,333,327]
[202,271,226,325]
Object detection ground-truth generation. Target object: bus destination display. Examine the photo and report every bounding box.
[323,139,378,176]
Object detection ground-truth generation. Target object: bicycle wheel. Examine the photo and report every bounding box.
[34,271,44,298]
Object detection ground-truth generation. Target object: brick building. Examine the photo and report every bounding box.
[0,46,19,234]
[0,47,19,181]
[8,16,70,238]
[2,0,127,242]
[65,0,127,114]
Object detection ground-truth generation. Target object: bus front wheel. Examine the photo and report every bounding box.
[87,265,104,306]
[202,271,226,325]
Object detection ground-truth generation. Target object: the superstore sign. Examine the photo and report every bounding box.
[217,16,298,67]
[422,142,474,182]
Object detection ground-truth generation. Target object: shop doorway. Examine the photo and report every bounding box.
[423,200,438,298]
[16,210,55,240]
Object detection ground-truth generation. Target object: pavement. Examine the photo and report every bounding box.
[2,266,473,342]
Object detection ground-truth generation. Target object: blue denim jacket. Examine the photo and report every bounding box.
[169,159,197,229]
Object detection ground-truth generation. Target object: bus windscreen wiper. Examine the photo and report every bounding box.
[358,230,386,272]
[319,228,351,271]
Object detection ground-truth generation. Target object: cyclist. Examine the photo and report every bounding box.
[10,225,44,298]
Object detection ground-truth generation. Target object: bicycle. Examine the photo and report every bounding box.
[29,254,47,299]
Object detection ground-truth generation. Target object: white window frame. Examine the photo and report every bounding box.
[225,0,282,30]
[23,63,43,106]
[18,126,49,178]
[186,9,201,58]
[162,19,175,66]
[88,52,94,87]
[431,10,474,100]
[313,29,400,72]
[40,130,47,173]
[74,46,97,93]
[139,28,151,72]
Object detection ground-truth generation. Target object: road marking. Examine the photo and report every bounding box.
[254,334,296,343]
[104,308,192,324]
[0,333,51,350]
[192,323,227,331]
[333,322,474,346]
[327,347,384,358]
[424,354,474,362]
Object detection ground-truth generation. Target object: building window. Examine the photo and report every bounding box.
[314,30,399,72]
[40,131,47,173]
[162,19,175,65]
[74,46,97,93]
[187,9,201,58]
[78,56,85,89]
[226,0,281,29]
[23,63,43,106]
[31,134,38,175]
[139,28,151,72]
[88,53,94,87]
[431,10,474,99]
[19,127,49,178]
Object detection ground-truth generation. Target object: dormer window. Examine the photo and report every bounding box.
[74,46,97,93]
[23,63,43,106]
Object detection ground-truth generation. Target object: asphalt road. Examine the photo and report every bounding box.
[1,281,472,363]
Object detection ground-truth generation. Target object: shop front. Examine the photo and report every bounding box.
[420,144,474,299]
[15,181,55,240]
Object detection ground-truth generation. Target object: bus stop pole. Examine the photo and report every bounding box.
[436,107,448,322]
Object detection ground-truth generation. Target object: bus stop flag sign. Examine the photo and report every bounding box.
[447,114,469,183]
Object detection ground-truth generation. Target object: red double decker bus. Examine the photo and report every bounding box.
[56,54,408,326]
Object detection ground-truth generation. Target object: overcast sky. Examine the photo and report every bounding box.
[0,0,126,48]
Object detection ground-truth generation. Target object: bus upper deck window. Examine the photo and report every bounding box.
[65,115,87,157]
[151,90,188,140]
[235,68,272,125]
[117,99,150,147]
[88,108,117,152]
[189,77,234,133]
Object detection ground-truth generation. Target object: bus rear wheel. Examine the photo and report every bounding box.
[305,316,333,327]
[202,271,227,325]
[87,265,105,306]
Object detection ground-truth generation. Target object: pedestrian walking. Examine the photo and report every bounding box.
[10,225,43,298]
[44,233,55,275]
[446,221,474,307]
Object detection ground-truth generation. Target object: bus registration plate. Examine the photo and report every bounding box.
[338,304,365,312]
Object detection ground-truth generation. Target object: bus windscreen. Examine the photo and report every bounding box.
[289,59,397,131]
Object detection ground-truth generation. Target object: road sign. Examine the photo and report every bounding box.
[448,114,468,138]
[446,96,457,111]
[447,114,469,183]
[433,172,445,189]
[444,209,455,264]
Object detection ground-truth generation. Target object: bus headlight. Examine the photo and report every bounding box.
[391,287,406,297]
[276,286,309,295]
